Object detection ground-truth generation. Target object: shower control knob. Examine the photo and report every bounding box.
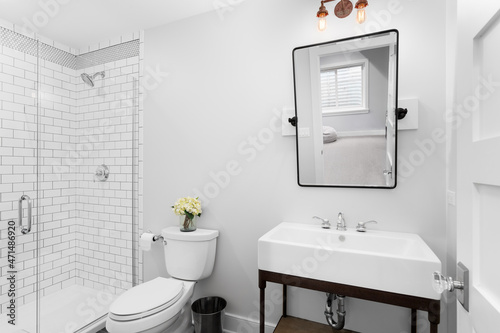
[94,164,110,182]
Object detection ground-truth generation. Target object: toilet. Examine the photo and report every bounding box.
[106,227,219,333]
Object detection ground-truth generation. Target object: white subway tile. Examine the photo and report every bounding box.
[43,61,63,72]
[25,70,37,82]
[14,94,35,106]
[0,72,14,84]
[3,63,25,77]
[2,82,24,95]
[2,46,25,60]
[24,53,37,65]
[14,58,36,72]
[14,76,35,89]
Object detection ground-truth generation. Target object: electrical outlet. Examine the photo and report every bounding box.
[447,190,456,206]
[298,127,310,137]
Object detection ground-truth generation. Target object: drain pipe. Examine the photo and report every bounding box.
[324,293,346,330]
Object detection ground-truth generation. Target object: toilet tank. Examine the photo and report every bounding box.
[161,227,219,281]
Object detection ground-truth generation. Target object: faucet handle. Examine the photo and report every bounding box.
[356,220,377,232]
[313,216,331,229]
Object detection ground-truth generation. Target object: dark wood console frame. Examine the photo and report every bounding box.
[259,270,440,333]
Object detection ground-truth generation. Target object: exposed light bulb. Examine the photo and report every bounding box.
[355,0,368,23]
[356,9,366,24]
[318,17,327,31]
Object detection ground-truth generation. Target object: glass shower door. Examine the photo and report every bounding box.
[0,27,41,332]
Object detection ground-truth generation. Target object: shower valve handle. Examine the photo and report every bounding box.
[94,164,110,182]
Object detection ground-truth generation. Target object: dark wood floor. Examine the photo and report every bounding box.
[275,316,359,333]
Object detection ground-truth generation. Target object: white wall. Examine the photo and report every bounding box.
[144,0,448,332]
[445,0,458,332]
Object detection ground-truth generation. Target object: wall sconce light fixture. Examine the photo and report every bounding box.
[316,0,369,31]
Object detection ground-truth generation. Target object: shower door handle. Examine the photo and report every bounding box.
[18,195,32,234]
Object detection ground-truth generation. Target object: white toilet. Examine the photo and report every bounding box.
[106,227,219,333]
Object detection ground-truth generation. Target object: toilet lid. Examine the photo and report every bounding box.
[109,277,184,320]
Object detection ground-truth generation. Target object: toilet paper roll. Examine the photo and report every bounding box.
[140,233,155,251]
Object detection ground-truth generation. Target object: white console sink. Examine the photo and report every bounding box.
[258,222,441,300]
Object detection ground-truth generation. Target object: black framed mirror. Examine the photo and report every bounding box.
[292,29,398,188]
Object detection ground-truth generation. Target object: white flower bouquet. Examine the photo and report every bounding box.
[172,197,202,231]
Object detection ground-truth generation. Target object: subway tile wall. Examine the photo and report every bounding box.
[37,56,79,300]
[74,57,140,294]
[0,44,41,309]
[0,26,143,314]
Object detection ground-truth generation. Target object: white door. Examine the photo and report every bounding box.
[385,42,396,186]
[455,0,500,331]
[309,49,325,183]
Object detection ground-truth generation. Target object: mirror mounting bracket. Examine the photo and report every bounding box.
[397,108,408,120]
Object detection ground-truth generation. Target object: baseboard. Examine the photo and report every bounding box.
[223,312,275,333]
[337,129,385,137]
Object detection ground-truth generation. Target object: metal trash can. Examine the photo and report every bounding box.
[191,296,227,333]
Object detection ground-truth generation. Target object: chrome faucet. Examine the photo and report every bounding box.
[356,220,378,232]
[337,212,346,231]
[313,216,331,229]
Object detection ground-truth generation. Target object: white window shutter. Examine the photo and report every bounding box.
[320,65,363,110]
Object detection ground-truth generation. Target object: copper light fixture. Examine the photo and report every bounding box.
[355,0,368,24]
[316,0,368,31]
[316,1,329,31]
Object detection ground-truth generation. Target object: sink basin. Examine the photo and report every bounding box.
[258,222,441,300]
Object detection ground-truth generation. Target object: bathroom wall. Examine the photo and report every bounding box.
[74,52,141,294]
[445,0,458,331]
[143,0,448,332]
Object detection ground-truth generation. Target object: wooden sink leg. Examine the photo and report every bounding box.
[428,299,440,333]
[260,280,266,333]
[411,309,417,333]
[283,285,288,317]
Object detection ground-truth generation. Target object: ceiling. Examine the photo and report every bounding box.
[0,0,216,50]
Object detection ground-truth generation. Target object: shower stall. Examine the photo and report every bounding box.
[0,25,142,333]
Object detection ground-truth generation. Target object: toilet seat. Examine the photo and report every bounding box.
[109,277,184,321]
[106,279,196,333]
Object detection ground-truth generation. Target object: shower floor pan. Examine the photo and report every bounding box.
[1,284,117,333]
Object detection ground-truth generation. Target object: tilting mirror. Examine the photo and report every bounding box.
[293,30,398,188]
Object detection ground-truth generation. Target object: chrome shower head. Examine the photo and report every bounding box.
[81,73,94,87]
[81,71,105,87]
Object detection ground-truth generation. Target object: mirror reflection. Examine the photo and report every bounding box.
[293,30,398,188]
